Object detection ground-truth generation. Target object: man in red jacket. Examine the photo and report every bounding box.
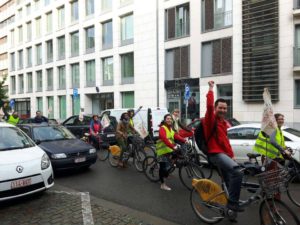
[204,81,243,212]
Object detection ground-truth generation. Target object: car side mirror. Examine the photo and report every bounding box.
[35,140,41,145]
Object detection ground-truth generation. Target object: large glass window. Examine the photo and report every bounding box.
[58,66,66,89]
[46,68,53,90]
[122,91,134,108]
[102,57,113,85]
[101,0,112,11]
[10,53,15,71]
[72,95,80,115]
[85,26,95,52]
[26,22,32,41]
[18,50,23,69]
[36,44,42,65]
[57,36,65,60]
[37,97,43,113]
[26,3,31,16]
[85,60,95,87]
[27,72,32,93]
[121,14,133,45]
[45,0,50,6]
[295,80,300,108]
[47,96,54,119]
[86,0,94,16]
[34,0,40,11]
[18,74,24,94]
[35,17,41,38]
[70,31,79,56]
[26,47,32,67]
[46,12,52,33]
[10,30,14,47]
[71,63,80,88]
[121,53,134,84]
[36,70,43,92]
[18,26,23,43]
[46,40,53,62]
[10,76,16,94]
[59,96,66,119]
[102,20,113,49]
[57,6,65,29]
[71,0,79,22]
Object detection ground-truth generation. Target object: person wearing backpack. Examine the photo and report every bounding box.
[202,81,243,213]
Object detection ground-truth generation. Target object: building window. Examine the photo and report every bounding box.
[102,57,113,85]
[45,0,50,6]
[18,74,24,94]
[59,96,66,119]
[102,20,113,49]
[165,4,190,40]
[201,37,232,76]
[121,53,134,84]
[17,8,22,20]
[86,0,94,16]
[46,40,53,63]
[165,46,189,80]
[47,96,54,118]
[10,76,16,94]
[71,63,80,88]
[101,0,112,11]
[71,0,79,22]
[58,66,66,89]
[26,47,32,67]
[85,60,95,87]
[27,72,32,93]
[46,12,52,33]
[295,25,300,66]
[26,4,31,16]
[34,0,40,11]
[72,95,80,115]
[10,30,14,47]
[295,80,300,108]
[121,14,133,45]
[36,44,42,65]
[37,97,43,113]
[35,17,41,38]
[57,36,65,60]
[10,53,15,71]
[18,50,23,69]
[26,22,32,41]
[36,70,43,92]
[202,0,232,32]
[70,31,79,57]
[57,6,65,29]
[122,91,134,108]
[46,68,53,91]
[85,26,95,53]
[18,26,23,43]
[120,0,132,5]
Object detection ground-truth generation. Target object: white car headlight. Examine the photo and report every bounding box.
[89,148,96,154]
[51,153,67,159]
[41,153,51,170]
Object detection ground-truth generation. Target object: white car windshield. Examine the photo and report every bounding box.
[284,128,300,138]
[33,126,76,142]
[0,127,35,151]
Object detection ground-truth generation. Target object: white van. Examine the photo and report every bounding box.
[100,107,169,140]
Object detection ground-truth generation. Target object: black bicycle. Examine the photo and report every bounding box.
[81,132,109,161]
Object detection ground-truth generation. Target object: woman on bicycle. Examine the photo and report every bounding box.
[156,114,187,191]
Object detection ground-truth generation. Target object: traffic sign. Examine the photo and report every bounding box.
[184,83,190,100]
[9,99,15,108]
[73,88,78,98]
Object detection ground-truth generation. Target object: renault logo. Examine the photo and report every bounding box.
[16,166,23,173]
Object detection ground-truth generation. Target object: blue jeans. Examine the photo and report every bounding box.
[209,153,243,204]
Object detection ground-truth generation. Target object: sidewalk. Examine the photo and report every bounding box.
[0,184,180,225]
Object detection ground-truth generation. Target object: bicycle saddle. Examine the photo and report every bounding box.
[247,153,261,159]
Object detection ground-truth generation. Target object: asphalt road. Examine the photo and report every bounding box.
[55,160,300,225]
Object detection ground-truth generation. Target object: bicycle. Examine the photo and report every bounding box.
[190,161,300,224]
[108,134,146,172]
[81,132,109,161]
[142,144,205,190]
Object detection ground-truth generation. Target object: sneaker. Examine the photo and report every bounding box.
[160,183,171,191]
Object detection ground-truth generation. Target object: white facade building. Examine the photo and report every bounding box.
[6,0,300,128]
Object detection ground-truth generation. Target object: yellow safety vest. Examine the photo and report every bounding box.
[156,125,175,156]
[129,118,134,127]
[7,115,19,126]
[253,128,285,159]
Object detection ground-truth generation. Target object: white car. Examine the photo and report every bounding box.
[228,123,300,163]
[0,122,54,201]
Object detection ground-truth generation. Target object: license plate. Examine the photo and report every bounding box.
[107,134,115,138]
[74,157,86,163]
[11,178,32,189]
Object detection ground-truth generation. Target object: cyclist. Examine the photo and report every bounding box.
[89,115,102,148]
[156,114,187,191]
[204,81,244,212]
[171,108,193,138]
[116,112,136,168]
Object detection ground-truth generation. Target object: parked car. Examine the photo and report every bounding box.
[187,117,240,131]
[0,122,54,201]
[18,123,97,171]
[62,114,117,144]
[19,118,59,125]
[101,107,169,140]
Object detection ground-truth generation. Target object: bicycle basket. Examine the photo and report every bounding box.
[256,168,290,197]
[109,145,121,156]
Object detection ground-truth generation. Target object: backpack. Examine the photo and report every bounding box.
[194,119,217,155]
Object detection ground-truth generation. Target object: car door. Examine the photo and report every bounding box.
[63,116,91,138]
[228,127,258,163]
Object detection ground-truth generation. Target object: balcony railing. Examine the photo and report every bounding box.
[294,47,300,67]
[214,10,232,30]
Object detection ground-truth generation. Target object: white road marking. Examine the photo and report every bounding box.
[49,190,95,225]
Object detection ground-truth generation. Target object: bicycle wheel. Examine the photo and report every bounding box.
[143,145,156,157]
[260,199,300,225]
[133,150,146,172]
[108,152,119,167]
[97,148,109,161]
[190,187,224,224]
[287,173,300,207]
[143,156,160,182]
[179,163,204,190]
[193,153,213,179]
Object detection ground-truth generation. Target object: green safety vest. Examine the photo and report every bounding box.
[156,125,175,156]
[7,115,19,126]
[253,128,285,159]
[129,118,134,127]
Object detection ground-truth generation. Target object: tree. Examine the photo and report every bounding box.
[0,76,8,108]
